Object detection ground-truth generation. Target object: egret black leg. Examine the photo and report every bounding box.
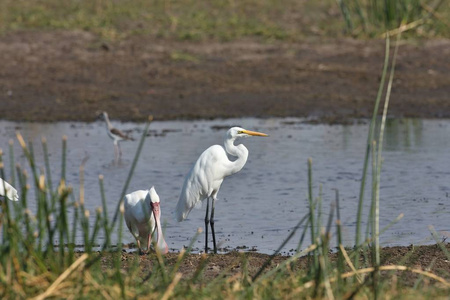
[210,198,217,253]
[204,197,210,253]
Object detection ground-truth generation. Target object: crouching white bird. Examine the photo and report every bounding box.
[97,111,134,162]
[175,127,268,254]
[0,178,19,202]
[124,187,169,254]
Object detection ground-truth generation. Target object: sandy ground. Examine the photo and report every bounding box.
[0,31,449,123]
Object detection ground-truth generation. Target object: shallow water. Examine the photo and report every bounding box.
[0,118,448,254]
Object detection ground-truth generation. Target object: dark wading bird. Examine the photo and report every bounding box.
[175,127,268,253]
[0,178,19,202]
[124,186,169,254]
[97,111,134,163]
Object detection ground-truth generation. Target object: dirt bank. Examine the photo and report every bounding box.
[0,31,449,123]
[95,243,450,285]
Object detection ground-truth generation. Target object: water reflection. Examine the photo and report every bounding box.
[384,118,424,151]
[0,118,448,254]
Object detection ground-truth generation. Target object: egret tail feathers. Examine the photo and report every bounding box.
[174,199,196,222]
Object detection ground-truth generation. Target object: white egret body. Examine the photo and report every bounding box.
[98,111,134,162]
[0,178,19,201]
[175,127,268,253]
[124,187,168,254]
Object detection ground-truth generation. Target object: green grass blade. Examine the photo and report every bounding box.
[109,116,153,232]
[354,34,390,269]
[307,158,319,272]
[98,174,111,248]
[61,136,67,183]
[252,212,309,281]
[429,226,450,261]
[8,140,15,187]
[169,228,201,280]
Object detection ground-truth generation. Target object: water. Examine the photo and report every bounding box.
[0,118,448,255]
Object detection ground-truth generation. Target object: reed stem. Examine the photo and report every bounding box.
[307,158,319,272]
[109,116,153,232]
[354,35,390,269]
[8,140,15,187]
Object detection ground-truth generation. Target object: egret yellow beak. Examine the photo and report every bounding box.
[242,130,268,137]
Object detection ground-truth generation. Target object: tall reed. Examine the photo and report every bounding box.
[337,0,445,35]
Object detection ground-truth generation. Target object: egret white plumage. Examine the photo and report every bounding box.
[124,186,169,254]
[97,111,134,162]
[175,127,268,253]
[0,178,19,201]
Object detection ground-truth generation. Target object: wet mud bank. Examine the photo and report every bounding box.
[94,243,450,284]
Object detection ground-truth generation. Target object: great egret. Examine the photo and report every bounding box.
[175,127,268,253]
[97,111,134,162]
[124,186,169,254]
[0,178,19,201]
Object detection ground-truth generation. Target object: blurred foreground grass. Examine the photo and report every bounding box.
[0,0,448,41]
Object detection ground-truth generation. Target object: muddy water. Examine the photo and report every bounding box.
[0,118,448,254]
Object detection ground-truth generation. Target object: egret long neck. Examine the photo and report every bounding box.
[224,137,249,175]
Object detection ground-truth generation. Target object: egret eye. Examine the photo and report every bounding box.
[238,130,244,134]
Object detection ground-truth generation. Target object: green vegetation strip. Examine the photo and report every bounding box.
[0,0,448,40]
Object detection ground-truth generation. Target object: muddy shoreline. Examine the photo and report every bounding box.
[93,243,450,284]
[0,31,449,123]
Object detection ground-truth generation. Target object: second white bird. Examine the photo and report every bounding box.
[0,178,19,202]
[124,187,169,254]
